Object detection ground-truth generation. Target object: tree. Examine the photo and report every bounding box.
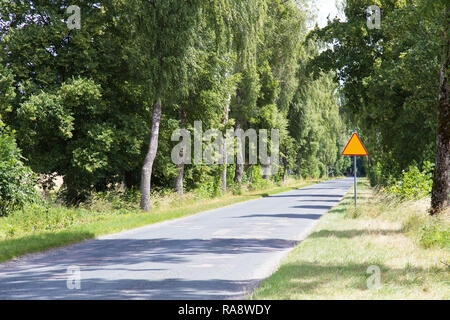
[128,0,231,210]
[310,0,440,182]
[431,1,450,213]
[0,1,148,203]
[0,122,39,216]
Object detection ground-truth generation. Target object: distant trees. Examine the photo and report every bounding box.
[0,0,350,211]
[311,0,448,213]
[0,1,148,204]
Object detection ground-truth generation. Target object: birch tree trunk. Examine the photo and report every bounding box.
[262,162,270,180]
[140,98,162,212]
[234,121,244,184]
[221,103,229,193]
[174,107,186,195]
[431,7,450,214]
[282,146,287,180]
[174,157,185,195]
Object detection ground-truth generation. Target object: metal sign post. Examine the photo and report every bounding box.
[354,155,357,208]
[342,132,368,209]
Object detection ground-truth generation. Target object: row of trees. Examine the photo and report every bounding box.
[0,0,350,212]
[311,0,449,213]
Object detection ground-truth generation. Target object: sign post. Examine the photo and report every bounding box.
[342,133,368,208]
[354,155,357,207]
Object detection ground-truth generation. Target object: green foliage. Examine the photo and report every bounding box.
[419,222,450,249]
[385,162,434,201]
[0,124,40,216]
[81,188,141,214]
[1,204,103,239]
[0,0,350,207]
[311,0,443,185]
[0,1,149,202]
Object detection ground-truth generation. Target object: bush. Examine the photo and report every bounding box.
[0,204,110,239]
[368,162,384,187]
[0,124,40,216]
[81,188,140,214]
[250,165,270,189]
[385,161,433,201]
[419,222,450,249]
[318,163,326,178]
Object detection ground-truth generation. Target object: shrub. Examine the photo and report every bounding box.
[250,165,270,189]
[0,124,40,216]
[0,204,109,239]
[419,223,450,249]
[385,161,433,201]
[368,162,384,187]
[81,188,140,214]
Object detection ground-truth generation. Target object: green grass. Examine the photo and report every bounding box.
[0,177,327,263]
[250,179,450,300]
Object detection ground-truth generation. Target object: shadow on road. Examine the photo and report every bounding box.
[290,205,334,210]
[0,237,299,299]
[235,213,322,220]
[0,272,261,299]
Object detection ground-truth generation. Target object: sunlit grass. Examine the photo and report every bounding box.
[250,179,450,300]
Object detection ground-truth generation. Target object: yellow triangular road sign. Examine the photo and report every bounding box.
[342,133,368,156]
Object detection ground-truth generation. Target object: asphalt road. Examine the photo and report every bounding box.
[0,178,353,300]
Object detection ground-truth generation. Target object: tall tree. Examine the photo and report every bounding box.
[128,0,207,211]
[0,1,146,203]
[431,1,450,213]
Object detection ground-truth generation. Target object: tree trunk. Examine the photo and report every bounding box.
[221,100,230,193]
[246,164,252,183]
[262,162,270,180]
[174,107,186,195]
[295,156,300,177]
[282,146,287,180]
[431,8,450,214]
[174,160,185,195]
[140,98,162,212]
[234,121,244,184]
[221,162,227,193]
[63,174,81,205]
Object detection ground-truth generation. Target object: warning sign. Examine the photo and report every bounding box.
[342,133,368,156]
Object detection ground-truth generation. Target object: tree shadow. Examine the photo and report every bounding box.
[290,205,334,210]
[0,230,96,263]
[0,236,300,299]
[297,199,340,203]
[235,213,322,220]
[0,270,261,300]
[268,194,343,198]
[256,261,438,297]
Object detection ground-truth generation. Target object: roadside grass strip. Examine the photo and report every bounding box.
[250,179,449,299]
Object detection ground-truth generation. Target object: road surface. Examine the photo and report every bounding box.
[0,178,353,299]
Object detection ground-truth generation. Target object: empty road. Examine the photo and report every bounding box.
[0,178,353,299]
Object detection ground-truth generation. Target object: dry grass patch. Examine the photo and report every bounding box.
[250,179,449,300]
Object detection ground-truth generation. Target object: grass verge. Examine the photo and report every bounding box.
[0,177,326,263]
[250,178,450,299]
